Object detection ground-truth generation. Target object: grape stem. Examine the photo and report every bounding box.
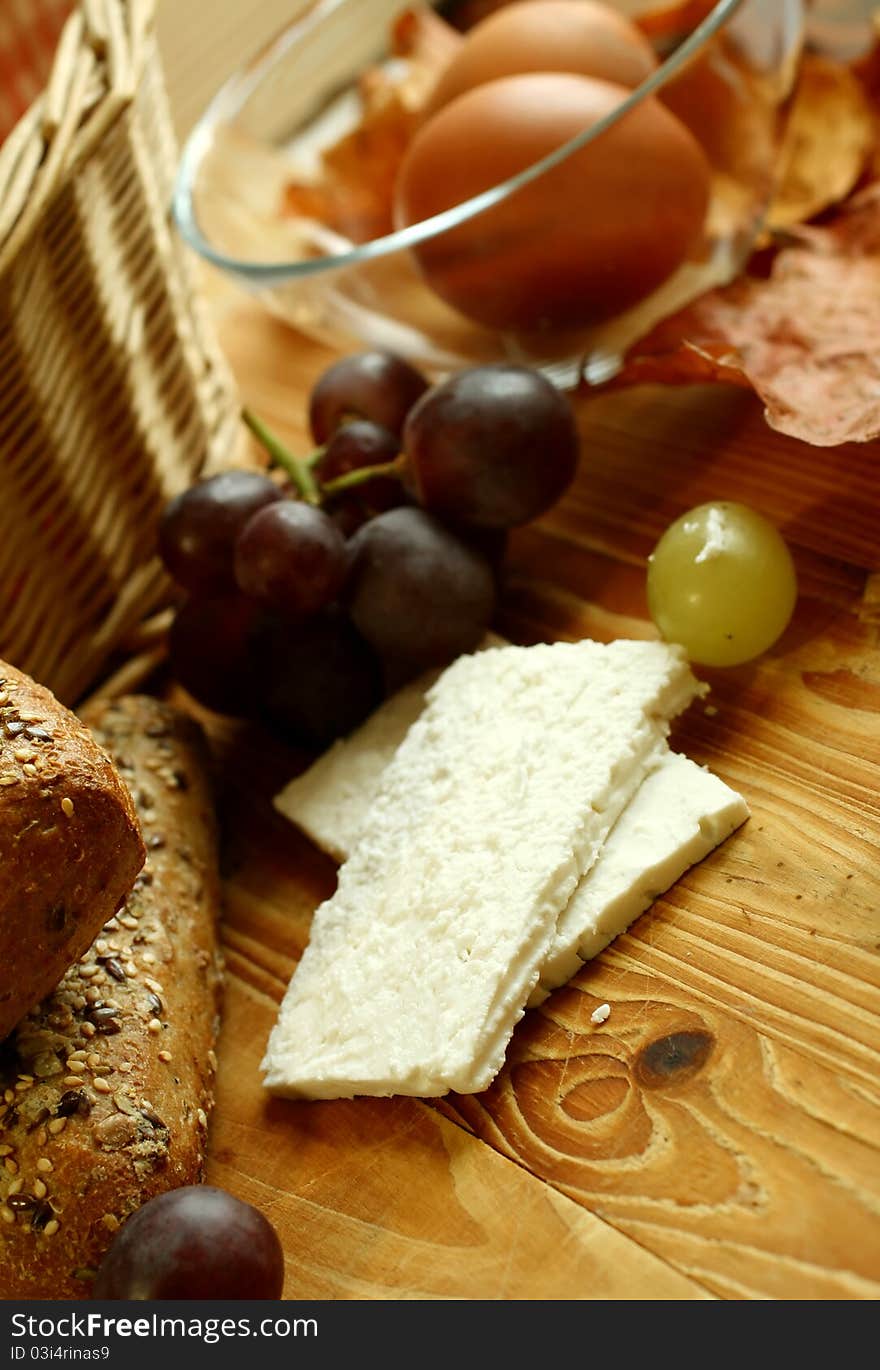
[242,409,321,505]
[320,455,407,498]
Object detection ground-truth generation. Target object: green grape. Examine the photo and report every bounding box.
[646,502,797,667]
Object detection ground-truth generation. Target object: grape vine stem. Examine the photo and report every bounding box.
[242,409,321,505]
[320,456,406,499]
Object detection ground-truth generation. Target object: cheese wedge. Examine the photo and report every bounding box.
[263,639,704,1099]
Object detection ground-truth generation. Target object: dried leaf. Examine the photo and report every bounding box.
[604,333,750,391]
[613,186,880,446]
[280,182,337,223]
[391,6,462,69]
[318,89,419,242]
[767,52,876,231]
[281,6,461,243]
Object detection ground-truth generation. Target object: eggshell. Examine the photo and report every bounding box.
[425,0,658,116]
[394,72,712,333]
[660,49,751,170]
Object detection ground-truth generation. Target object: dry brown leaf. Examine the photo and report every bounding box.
[602,333,751,391]
[612,185,880,446]
[280,182,337,224]
[281,6,461,243]
[318,89,419,242]
[391,5,463,69]
[281,66,417,243]
[767,52,876,231]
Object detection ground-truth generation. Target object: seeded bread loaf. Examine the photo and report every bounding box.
[0,661,146,1044]
[0,697,223,1299]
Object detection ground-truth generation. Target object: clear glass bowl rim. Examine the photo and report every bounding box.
[172,0,748,286]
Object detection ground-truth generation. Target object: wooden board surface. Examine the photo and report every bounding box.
[193,292,880,1302]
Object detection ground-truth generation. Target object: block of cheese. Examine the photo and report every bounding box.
[275,671,749,1015]
[275,673,435,863]
[263,639,704,1099]
[529,749,749,1004]
[274,633,505,860]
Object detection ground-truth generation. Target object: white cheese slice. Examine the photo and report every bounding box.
[263,639,703,1099]
[273,632,504,860]
[529,749,749,1005]
[275,672,435,863]
[275,671,750,1016]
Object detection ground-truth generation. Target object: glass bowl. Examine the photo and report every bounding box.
[173,0,804,384]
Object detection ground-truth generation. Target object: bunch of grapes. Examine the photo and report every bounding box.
[159,352,580,747]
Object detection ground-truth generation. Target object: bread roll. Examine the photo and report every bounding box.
[0,661,145,1042]
[0,697,223,1298]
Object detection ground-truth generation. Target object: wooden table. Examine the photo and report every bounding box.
[156,1,880,1304]
[189,295,880,1302]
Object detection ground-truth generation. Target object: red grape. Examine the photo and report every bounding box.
[317,419,399,481]
[168,595,261,716]
[316,419,406,534]
[234,501,347,619]
[309,351,428,442]
[158,471,282,596]
[345,506,495,684]
[257,610,384,748]
[316,420,401,504]
[160,357,583,741]
[452,523,508,574]
[92,1186,284,1300]
[402,365,579,528]
[327,501,370,540]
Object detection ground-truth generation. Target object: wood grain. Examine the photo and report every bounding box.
[207,754,707,1300]
[197,289,880,1301]
[453,388,880,1299]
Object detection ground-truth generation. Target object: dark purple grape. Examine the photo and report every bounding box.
[327,500,372,540]
[315,419,406,533]
[158,471,282,596]
[168,595,260,716]
[344,506,495,684]
[402,365,579,529]
[92,1186,284,1300]
[309,351,429,442]
[257,610,383,748]
[234,502,347,620]
[453,523,508,574]
[316,420,402,503]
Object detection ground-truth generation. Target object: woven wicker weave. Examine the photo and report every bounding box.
[0,0,242,704]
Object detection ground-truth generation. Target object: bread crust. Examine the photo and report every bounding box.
[0,697,223,1298]
[0,662,146,1042]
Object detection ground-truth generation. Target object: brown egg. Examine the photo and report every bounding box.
[424,0,658,117]
[660,49,746,169]
[394,72,711,333]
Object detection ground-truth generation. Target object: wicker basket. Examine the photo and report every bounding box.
[0,0,242,705]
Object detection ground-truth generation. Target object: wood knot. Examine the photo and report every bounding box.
[635,1030,714,1089]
